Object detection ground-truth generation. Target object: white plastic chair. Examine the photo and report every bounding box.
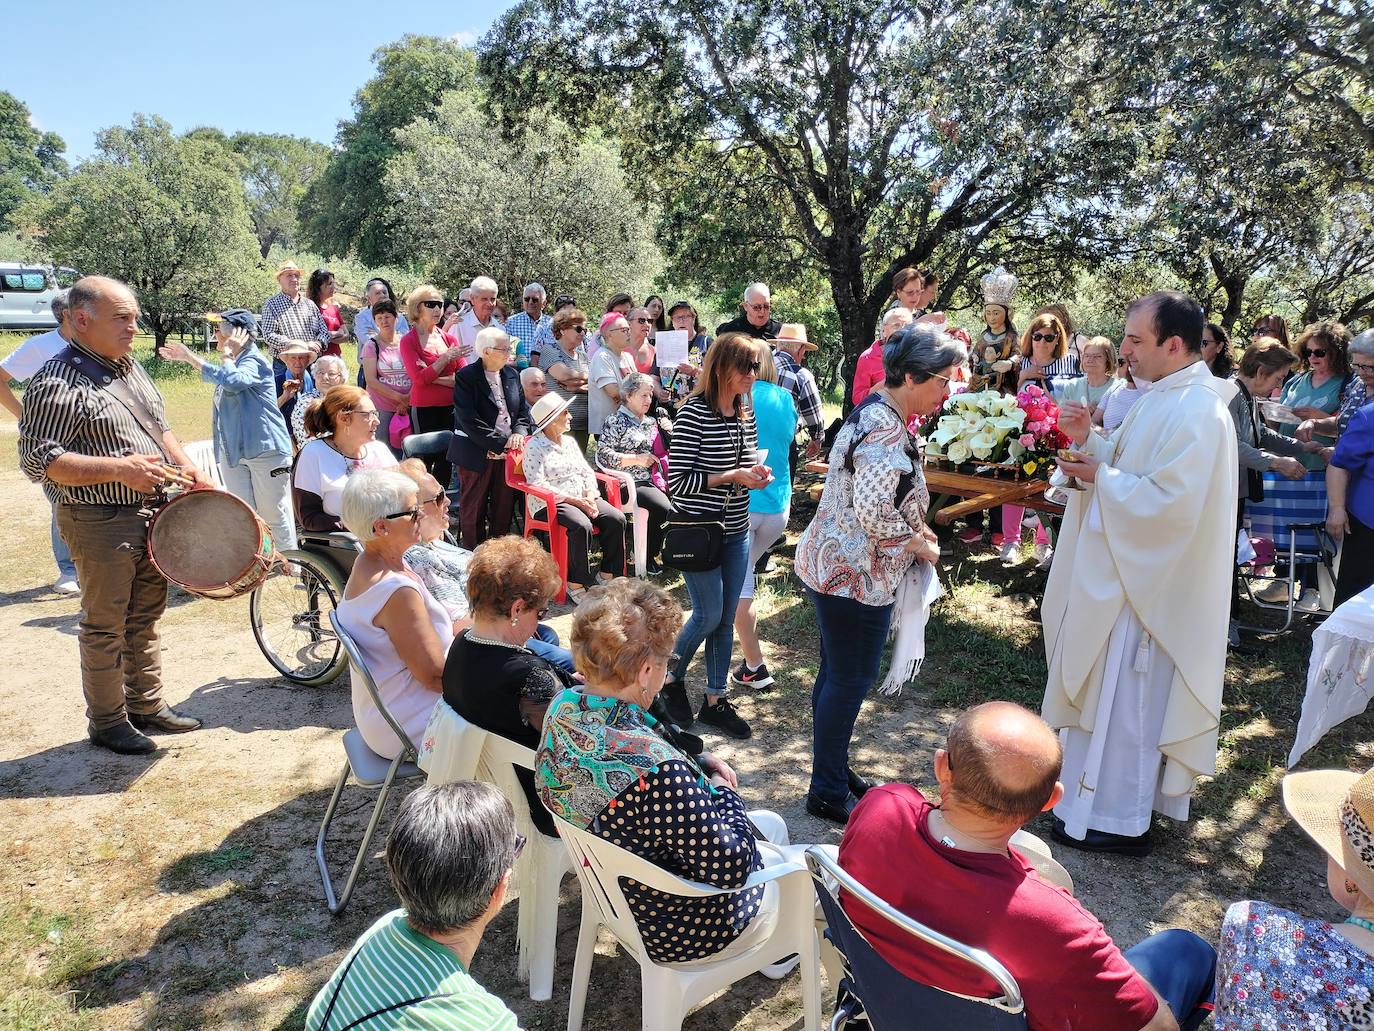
[476,734,575,1001]
[599,467,647,577]
[315,611,425,914]
[418,700,572,1002]
[182,438,225,489]
[556,817,822,1031]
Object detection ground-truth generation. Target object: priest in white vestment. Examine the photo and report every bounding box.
[1043,292,1238,856]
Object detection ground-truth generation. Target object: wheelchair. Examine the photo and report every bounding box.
[249,531,361,686]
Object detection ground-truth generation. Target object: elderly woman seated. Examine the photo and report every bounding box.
[395,460,574,672]
[305,781,523,1030]
[594,370,673,571]
[442,536,580,836]
[333,469,452,760]
[1214,766,1374,1028]
[292,385,399,533]
[521,392,626,601]
[292,354,349,446]
[537,578,810,967]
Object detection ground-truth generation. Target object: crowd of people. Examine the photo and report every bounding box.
[7,263,1374,1031]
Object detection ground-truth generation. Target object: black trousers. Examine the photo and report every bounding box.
[1335,511,1374,609]
[413,404,454,490]
[632,484,672,564]
[556,499,626,585]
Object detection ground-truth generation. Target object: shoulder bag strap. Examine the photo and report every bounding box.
[48,345,170,460]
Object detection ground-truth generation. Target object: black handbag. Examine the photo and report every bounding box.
[661,409,743,572]
[661,511,726,571]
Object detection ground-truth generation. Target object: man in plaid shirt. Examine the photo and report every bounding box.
[770,324,824,462]
[503,282,552,369]
[260,261,330,364]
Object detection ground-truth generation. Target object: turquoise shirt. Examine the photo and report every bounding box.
[749,380,798,514]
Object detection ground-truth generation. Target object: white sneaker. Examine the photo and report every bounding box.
[1296,588,1323,613]
[1023,511,1039,528]
[53,576,79,595]
[1034,543,1054,570]
[998,540,1023,564]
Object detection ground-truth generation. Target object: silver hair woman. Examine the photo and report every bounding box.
[594,369,674,571]
[795,323,966,824]
[306,781,524,1027]
[334,469,454,760]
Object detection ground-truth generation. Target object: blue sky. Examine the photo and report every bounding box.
[2,0,510,160]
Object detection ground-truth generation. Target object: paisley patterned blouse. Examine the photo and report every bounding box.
[1215,901,1374,1029]
[537,689,765,963]
[796,395,928,606]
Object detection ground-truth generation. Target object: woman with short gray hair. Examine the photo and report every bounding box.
[306,781,522,1030]
[795,324,965,823]
[334,469,452,761]
[594,370,673,570]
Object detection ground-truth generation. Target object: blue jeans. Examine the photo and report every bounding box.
[1124,929,1216,1031]
[807,588,894,805]
[526,623,574,673]
[672,531,750,698]
[51,504,76,580]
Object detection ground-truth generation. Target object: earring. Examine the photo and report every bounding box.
[511,616,520,628]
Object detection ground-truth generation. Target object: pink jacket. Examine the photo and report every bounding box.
[852,339,885,406]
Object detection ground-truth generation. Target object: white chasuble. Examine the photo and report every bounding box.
[1042,361,1238,835]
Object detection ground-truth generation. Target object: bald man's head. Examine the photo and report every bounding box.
[69,276,140,360]
[944,701,1062,824]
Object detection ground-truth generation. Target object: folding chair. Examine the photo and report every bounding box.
[505,450,627,603]
[804,846,1026,1030]
[182,438,225,489]
[1238,520,1336,634]
[556,818,821,1031]
[418,700,573,1002]
[315,611,425,915]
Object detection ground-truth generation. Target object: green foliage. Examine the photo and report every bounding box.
[385,91,662,304]
[0,91,67,230]
[22,115,262,347]
[300,36,477,265]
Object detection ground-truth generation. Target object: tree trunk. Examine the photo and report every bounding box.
[1209,254,1248,333]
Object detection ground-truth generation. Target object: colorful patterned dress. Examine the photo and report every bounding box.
[536,688,765,963]
[1215,900,1374,1029]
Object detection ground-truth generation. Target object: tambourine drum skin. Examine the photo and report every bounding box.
[148,489,276,600]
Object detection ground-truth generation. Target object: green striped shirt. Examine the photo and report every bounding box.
[306,910,520,1030]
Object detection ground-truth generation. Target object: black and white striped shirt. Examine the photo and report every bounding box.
[668,395,757,537]
[19,342,170,506]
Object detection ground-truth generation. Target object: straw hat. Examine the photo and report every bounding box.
[275,260,304,280]
[1283,767,1374,894]
[277,340,314,358]
[531,392,574,433]
[769,323,818,353]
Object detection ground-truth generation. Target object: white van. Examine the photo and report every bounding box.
[0,263,78,332]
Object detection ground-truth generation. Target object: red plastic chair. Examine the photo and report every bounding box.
[505,449,625,603]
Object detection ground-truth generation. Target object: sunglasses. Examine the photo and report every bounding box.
[1030,332,1058,343]
[420,299,444,309]
[423,490,447,508]
[523,296,541,303]
[633,317,652,324]
[570,325,587,334]
[746,303,772,312]
[382,505,423,523]
[1304,348,1328,359]
[743,361,761,374]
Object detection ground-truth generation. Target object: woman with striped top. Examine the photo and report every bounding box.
[661,333,773,741]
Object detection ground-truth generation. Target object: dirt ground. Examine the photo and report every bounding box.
[1,419,1368,1030]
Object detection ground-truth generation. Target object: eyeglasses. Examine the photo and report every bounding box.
[347,408,381,421]
[1353,362,1374,374]
[420,299,444,310]
[1030,332,1058,343]
[487,345,512,354]
[1081,352,1106,360]
[382,505,422,523]
[423,490,447,509]
[746,303,771,313]
[1304,348,1328,359]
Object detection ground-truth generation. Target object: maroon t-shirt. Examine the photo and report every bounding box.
[838,784,1158,1031]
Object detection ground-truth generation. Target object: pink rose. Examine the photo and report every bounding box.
[1019,433,1035,448]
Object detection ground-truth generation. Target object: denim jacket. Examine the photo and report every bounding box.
[200,342,293,467]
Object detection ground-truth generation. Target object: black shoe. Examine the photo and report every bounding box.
[729,661,775,690]
[754,553,772,575]
[847,768,876,798]
[661,679,694,728]
[89,721,156,755]
[1050,817,1153,857]
[697,696,752,739]
[646,558,663,574]
[805,791,858,825]
[129,705,203,734]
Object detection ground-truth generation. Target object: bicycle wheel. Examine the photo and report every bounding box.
[249,550,348,685]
